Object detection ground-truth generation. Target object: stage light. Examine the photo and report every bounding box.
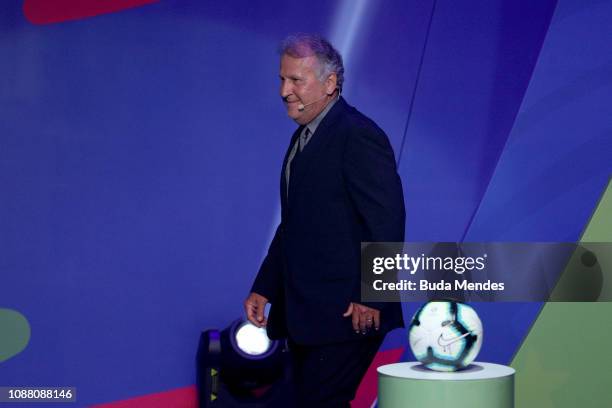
[234,321,272,356]
[197,319,292,408]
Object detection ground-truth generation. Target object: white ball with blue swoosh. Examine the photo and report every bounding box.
[408,300,483,371]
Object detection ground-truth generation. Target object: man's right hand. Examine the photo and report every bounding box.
[244,292,269,328]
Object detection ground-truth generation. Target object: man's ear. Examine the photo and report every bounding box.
[325,72,338,95]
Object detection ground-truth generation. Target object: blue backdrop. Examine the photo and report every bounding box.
[1,0,611,406]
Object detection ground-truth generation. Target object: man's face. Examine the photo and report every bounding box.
[279,53,335,125]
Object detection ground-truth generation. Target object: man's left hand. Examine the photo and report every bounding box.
[342,302,380,334]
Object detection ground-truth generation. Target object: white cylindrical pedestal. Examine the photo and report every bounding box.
[378,362,515,408]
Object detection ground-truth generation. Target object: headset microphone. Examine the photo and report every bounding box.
[297,94,328,112]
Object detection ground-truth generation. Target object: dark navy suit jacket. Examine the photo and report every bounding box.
[251,97,405,345]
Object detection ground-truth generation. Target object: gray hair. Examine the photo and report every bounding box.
[279,33,344,92]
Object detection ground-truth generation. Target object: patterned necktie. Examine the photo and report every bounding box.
[286,128,310,197]
[299,128,311,152]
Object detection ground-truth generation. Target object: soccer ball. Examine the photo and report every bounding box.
[408,300,483,371]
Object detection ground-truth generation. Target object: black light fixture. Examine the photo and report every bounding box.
[197,319,293,407]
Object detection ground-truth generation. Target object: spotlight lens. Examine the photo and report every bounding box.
[235,322,272,356]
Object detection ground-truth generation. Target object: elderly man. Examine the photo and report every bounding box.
[244,34,405,408]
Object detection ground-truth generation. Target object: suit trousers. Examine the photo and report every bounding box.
[288,335,384,408]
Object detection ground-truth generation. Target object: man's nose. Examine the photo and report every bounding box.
[280,81,292,99]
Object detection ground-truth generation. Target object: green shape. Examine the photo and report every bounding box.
[582,178,612,242]
[581,178,612,302]
[0,308,30,363]
[512,178,612,407]
[512,304,611,407]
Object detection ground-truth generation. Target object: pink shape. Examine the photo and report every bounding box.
[351,347,405,408]
[23,0,159,25]
[91,348,405,408]
[91,386,197,408]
